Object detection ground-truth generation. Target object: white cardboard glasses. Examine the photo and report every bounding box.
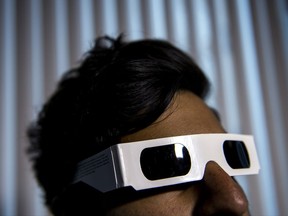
[73,133,260,193]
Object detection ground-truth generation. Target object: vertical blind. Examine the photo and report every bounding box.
[0,0,287,215]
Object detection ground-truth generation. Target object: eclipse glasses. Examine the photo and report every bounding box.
[73,133,260,193]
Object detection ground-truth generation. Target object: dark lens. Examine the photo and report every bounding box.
[140,144,191,180]
[223,141,250,169]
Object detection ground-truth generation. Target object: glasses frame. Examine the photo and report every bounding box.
[73,133,260,193]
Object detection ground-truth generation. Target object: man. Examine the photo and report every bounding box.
[27,35,258,215]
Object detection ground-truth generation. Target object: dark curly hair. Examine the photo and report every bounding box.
[27,35,210,215]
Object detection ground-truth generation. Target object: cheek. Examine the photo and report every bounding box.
[106,189,197,216]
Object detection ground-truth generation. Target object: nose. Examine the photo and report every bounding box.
[194,161,250,216]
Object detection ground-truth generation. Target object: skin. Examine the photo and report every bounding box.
[106,90,250,216]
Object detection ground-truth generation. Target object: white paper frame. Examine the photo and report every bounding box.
[73,133,260,192]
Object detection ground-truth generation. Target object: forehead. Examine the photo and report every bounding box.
[121,91,225,143]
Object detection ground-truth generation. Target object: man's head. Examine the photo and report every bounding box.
[27,36,250,215]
